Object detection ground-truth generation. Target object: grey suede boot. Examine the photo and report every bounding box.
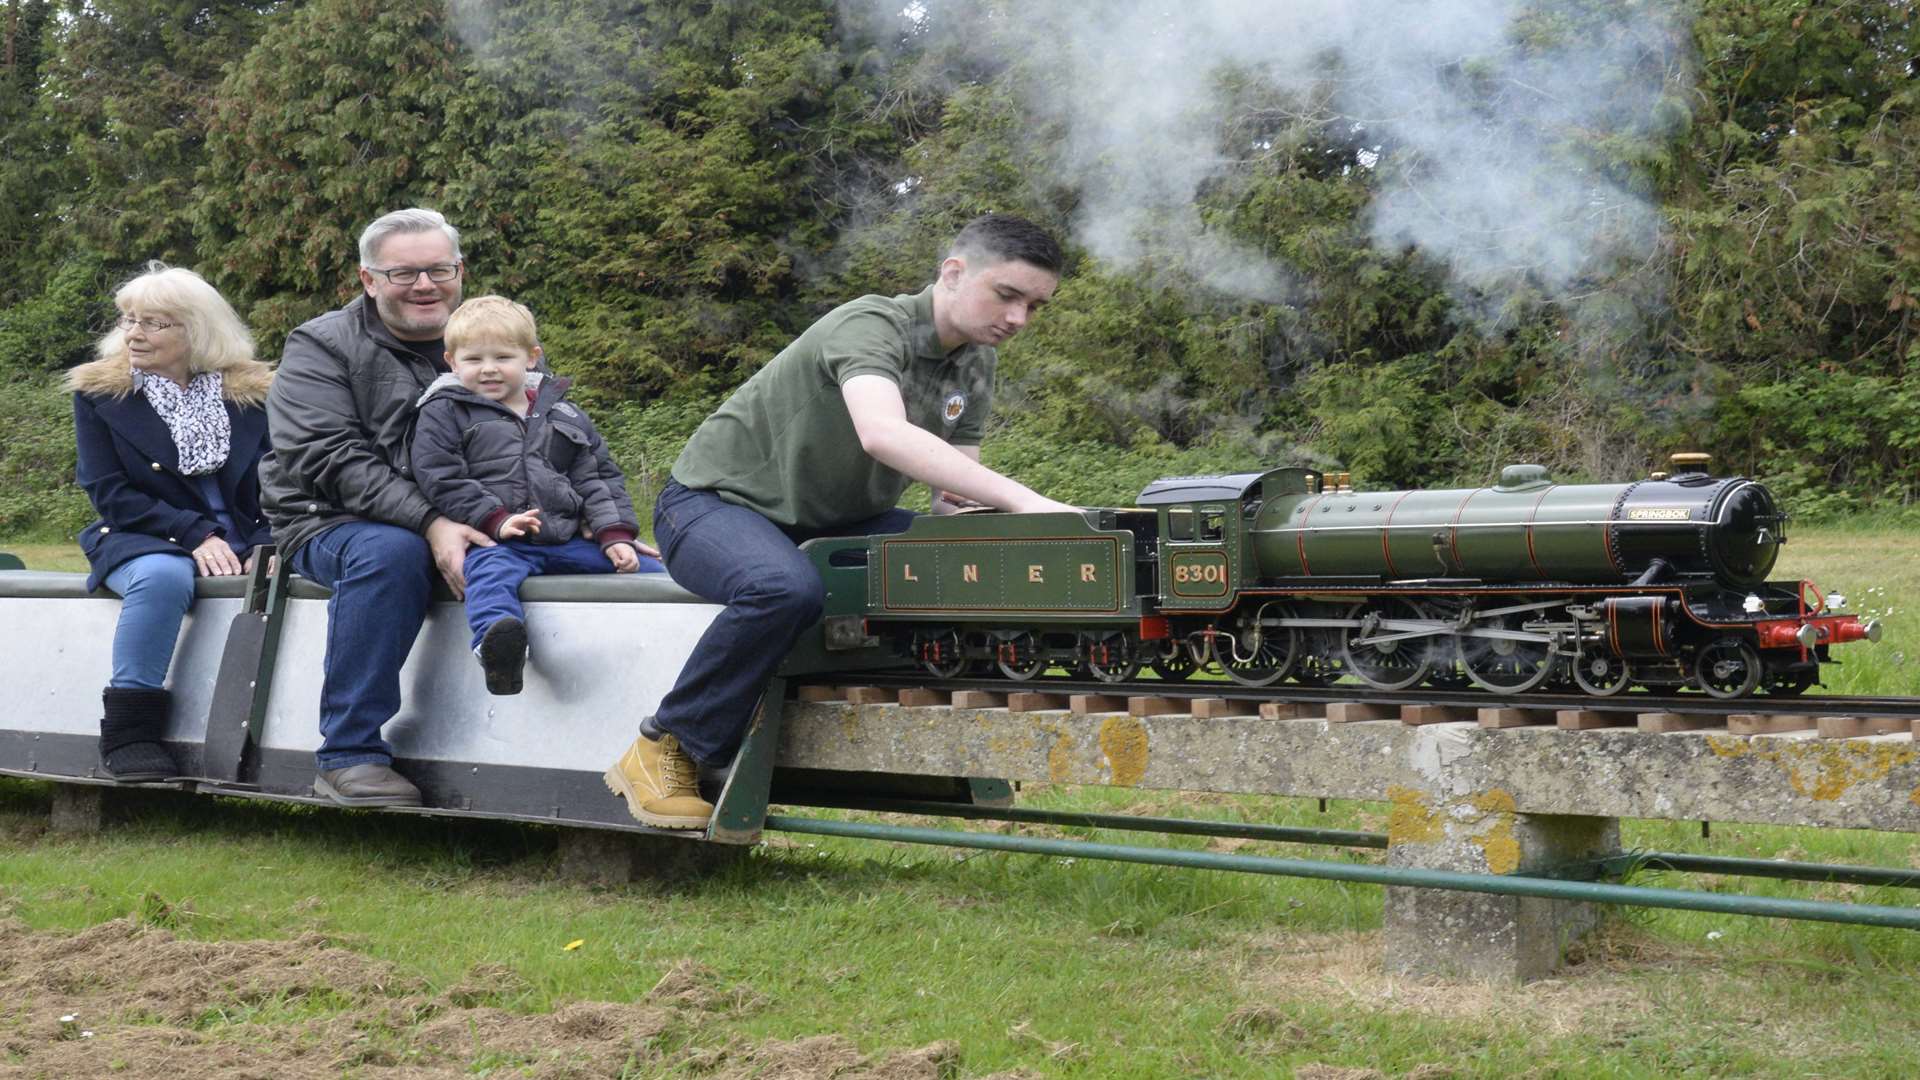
[99,687,178,782]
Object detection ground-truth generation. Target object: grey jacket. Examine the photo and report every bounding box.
[259,296,444,559]
[408,371,639,547]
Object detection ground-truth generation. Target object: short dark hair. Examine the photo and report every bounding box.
[949,213,1064,275]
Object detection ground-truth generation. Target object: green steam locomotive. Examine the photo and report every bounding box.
[808,456,1880,699]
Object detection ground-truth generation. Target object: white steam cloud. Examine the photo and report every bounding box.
[865,0,1687,312]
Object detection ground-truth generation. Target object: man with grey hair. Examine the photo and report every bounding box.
[259,207,494,807]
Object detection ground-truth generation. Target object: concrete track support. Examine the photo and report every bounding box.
[49,784,106,834]
[1384,811,1620,982]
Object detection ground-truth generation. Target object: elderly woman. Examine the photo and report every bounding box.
[67,263,274,781]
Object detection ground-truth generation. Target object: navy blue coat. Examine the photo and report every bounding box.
[71,362,276,593]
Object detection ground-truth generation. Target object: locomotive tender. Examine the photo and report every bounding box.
[812,455,1880,699]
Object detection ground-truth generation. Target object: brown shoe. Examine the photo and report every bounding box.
[604,733,713,829]
[315,763,422,807]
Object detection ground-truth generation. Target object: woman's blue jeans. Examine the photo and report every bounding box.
[103,553,196,689]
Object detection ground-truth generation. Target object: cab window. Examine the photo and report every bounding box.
[1200,511,1225,541]
[1166,508,1194,542]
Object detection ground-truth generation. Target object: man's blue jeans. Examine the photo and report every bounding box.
[651,480,914,766]
[292,521,434,771]
[103,552,195,689]
[463,537,664,649]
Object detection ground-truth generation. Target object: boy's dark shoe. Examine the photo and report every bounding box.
[477,616,529,695]
[314,763,422,807]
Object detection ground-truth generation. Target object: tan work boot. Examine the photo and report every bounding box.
[604,733,714,829]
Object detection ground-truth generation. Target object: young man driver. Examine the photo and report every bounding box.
[605,213,1076,828]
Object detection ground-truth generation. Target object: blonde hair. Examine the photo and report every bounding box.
[95,262,255,375]
[445,295,540,355]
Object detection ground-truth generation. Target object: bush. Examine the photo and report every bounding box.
[0,373,92,539]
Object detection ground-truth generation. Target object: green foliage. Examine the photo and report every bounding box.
[0,0,1916,517]
[0,252,111,372]
[195,0,496,346]
[0,372,92,538]
[1720,370,1920,520]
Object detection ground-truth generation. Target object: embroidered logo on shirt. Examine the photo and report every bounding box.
[942,391,967,425]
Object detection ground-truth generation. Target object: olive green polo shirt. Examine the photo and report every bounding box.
[672,285,994,528]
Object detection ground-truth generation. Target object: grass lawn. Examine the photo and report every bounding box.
[0,517,1915,1077]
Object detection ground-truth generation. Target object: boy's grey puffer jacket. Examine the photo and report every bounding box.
[409,371,638,546]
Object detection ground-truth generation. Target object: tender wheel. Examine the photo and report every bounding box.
[1459,612,1555,695]
[1211,605,1299,687]
[995,632,1047,681]
[1149,638,1200,682]
[1339,599,1434,691]
[1763,669,1817,696]
[1081,633,1141,684]
[1572,652,1631,697]
[1694,639,1762,699]
[915,631,969,679]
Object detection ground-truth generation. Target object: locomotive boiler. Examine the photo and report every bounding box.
[808,456,1880,699]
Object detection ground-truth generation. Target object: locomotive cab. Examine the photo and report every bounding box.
[1138,468,1316,611]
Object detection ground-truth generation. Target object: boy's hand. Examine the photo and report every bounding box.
[606,542,640,573]
[498,509,543,540]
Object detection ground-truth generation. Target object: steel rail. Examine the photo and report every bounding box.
[817,671,1920,719]
[764,814,1920,930]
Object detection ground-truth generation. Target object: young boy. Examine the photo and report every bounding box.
[410,295,664,695]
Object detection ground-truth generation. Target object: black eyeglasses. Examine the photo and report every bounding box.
[117,315,180,333]
[365,262,461,285]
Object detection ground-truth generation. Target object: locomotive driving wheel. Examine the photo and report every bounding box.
[1149,638,1201,682]
[994,632,1047,681]
[1694,638,1762,699]
[1081,632,1141,683]
[1211,604,1299,687]
[1458,612,1555,695]
[1571,652,1632,696]
[1339,599,1434,691]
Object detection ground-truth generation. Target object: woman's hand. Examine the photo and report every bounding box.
[192,533,244,577]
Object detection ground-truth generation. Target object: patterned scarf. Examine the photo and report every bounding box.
[137,370,231,476]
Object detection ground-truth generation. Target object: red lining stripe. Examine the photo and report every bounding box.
[1447,490,1477,575]
[1296,494,1326,575]
[1524,486,1554,579]
[1381,490,1413,577]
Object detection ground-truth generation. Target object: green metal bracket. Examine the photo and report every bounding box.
[706,677,787,845]
[967,778,1015,808]
[199,548,290,785]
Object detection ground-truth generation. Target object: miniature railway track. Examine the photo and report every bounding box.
[810,669,1920,723]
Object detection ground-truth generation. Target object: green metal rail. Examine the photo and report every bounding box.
[1601,851,1920,890]
[790,797,1387,849]
[790,797,1920,890]
[765,814,1920,930]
